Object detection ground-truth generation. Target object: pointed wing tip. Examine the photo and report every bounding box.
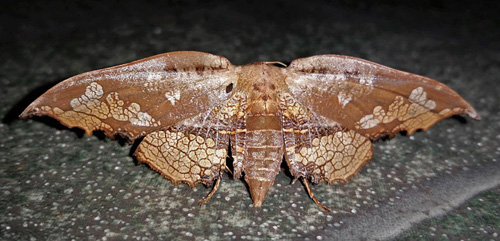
[19,105,38,119]
[466,108,481,121]
[19,109,31,119]
[19,101,52,120]
[19,96,47,119]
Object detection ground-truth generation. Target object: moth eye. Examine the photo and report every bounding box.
[225,83,234,93]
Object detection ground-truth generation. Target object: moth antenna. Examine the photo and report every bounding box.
[291,177,299,185]
[303,178,331,212]
[199,177,221,206]
[264,61,287,67]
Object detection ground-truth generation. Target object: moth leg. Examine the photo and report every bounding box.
[224,165,233,175]
[232,129,246,179]
[199,177,221,206]
[303,178,331,212]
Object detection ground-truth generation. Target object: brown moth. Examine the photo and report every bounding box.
[21,51,480,211]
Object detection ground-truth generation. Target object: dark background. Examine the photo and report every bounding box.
[1,1,499,240]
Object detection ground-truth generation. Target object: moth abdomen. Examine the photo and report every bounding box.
[238,91,284,205]
[243,128,284,207]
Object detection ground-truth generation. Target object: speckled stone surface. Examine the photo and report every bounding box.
[1,1,499,240]
[397,187,500,240]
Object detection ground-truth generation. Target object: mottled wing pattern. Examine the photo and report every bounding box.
[280,93,373,184]
[20,51,238,140]
[285,55,480,139]
[134,93,247,186]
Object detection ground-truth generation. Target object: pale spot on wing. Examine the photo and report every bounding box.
[337,93,352,108]
[409,86,426,103]
[358,114,380,129]
[439,108,451,115]
[68,82,160,127]
[409,87,436,109]
[359,75,374,87]
[164,90,181,106]
[85,82,104,98]
[70,82,109,119]
[355,87,442,132]
[130,111,156,126]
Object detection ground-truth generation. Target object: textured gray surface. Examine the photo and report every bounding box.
[1,1,499,240]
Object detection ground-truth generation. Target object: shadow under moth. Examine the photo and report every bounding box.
[21,51,480,211]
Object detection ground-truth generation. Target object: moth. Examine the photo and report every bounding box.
[21,51,479,211]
